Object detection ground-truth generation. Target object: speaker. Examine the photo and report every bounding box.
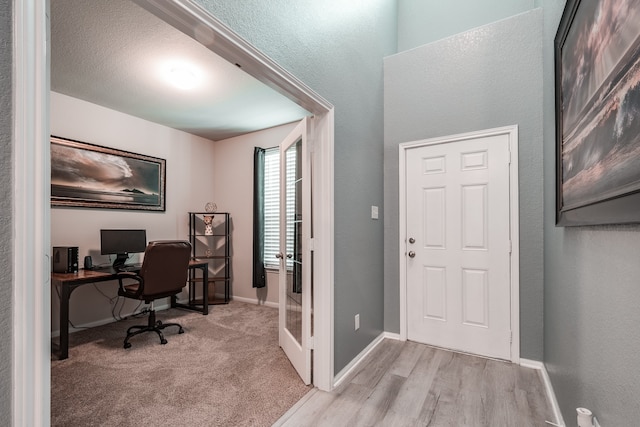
[53,246,79,273]
[83,255,93,270]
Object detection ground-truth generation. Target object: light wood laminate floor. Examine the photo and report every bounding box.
[276,339,556,427]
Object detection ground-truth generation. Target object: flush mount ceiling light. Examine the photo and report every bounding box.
[163,62,201,90]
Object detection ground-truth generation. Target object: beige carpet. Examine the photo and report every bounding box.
[51,301,311,426]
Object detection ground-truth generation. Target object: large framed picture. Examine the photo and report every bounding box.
[51,136,166,211]
[555,0,640,226]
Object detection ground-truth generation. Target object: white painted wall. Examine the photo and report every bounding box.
[212,122,297,306]
[50,92,217,334]
[50,92,296,334]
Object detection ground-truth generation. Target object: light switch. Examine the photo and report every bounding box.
[371,205,379,219]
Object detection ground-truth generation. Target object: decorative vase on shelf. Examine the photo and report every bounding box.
[204,215,214,235]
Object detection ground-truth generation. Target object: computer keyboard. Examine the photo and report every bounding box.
[117,264,142,272]
[90,264,141,273]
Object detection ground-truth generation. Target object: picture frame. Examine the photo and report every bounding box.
[51,136,166,211]
[555,0,640,226]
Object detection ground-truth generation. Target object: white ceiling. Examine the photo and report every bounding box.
[50,0,310,141]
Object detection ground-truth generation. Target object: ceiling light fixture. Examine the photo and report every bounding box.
[165,64,200,90]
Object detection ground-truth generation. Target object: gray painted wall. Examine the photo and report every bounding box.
[384,10,544,360]
[0,0,11,422]
[397,0,534,52]
[541,0,640,424]
[193,0,397,373]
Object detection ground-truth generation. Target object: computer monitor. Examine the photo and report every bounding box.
[100,229,147,269]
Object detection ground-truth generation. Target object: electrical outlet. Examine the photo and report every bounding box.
[371,206,379,219]
[355,314,360,330]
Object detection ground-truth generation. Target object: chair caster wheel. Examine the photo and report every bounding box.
[161,339,168,345]
[124,342,131,349]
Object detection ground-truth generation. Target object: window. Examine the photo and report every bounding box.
[263,146,297,269]
[263,148,280,268]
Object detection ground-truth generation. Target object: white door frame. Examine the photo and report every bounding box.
[398,125,520,363]
[13,0,50,425]
[14,0,335,423]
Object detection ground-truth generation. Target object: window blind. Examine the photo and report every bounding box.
[263,146,297,269]
[263,148,280,268]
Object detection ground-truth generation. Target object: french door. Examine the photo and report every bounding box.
[278,117,312,384]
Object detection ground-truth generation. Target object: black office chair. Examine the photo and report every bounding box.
[116,240,191,349]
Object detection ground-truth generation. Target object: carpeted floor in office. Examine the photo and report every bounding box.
[51,301,311,426]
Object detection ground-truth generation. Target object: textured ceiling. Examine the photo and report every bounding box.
[50,0,310,141]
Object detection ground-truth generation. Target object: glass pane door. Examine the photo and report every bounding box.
[285,138,303,344]
[279,117,311,384]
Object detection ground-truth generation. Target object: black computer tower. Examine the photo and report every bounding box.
[53,246,79,273]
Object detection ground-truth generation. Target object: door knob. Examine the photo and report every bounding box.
[409,237,415,244]
[408,251,416,258]
[275,253,284,259]
[286,253,293,259]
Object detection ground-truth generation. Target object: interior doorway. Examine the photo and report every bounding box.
[14,0,335,423]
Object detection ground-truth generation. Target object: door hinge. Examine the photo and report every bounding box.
[307,336,314,350]
[510,331,513,344]
[509,240,512,254]
[308,238,315,251]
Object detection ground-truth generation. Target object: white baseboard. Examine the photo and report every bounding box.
[51,301,171,338]
[229,294,279,309]
[333,332,387,389]
[383,331,402,340]
[520,359,565,427]
[51,294,278,338]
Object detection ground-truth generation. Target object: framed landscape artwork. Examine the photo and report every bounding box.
[555,0,640,225]
[51,136,166,211]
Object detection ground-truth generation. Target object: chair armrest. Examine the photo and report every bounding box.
[116,272,145,299]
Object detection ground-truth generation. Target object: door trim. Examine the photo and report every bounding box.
[398,125,520,362]
[13,0,51,424]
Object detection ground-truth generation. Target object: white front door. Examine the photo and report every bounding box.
[278,118,312,384]
[404,130,514,360]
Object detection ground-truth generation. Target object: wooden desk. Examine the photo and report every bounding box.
[51,260,208,360]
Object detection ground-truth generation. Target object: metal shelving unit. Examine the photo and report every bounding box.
[188,212,230,305]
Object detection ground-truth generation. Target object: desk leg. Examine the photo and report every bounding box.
[202,266,209,315]
[172,264,209,315]
[59,283,71,360]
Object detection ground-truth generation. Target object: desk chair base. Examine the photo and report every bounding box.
[123,309,184,349]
